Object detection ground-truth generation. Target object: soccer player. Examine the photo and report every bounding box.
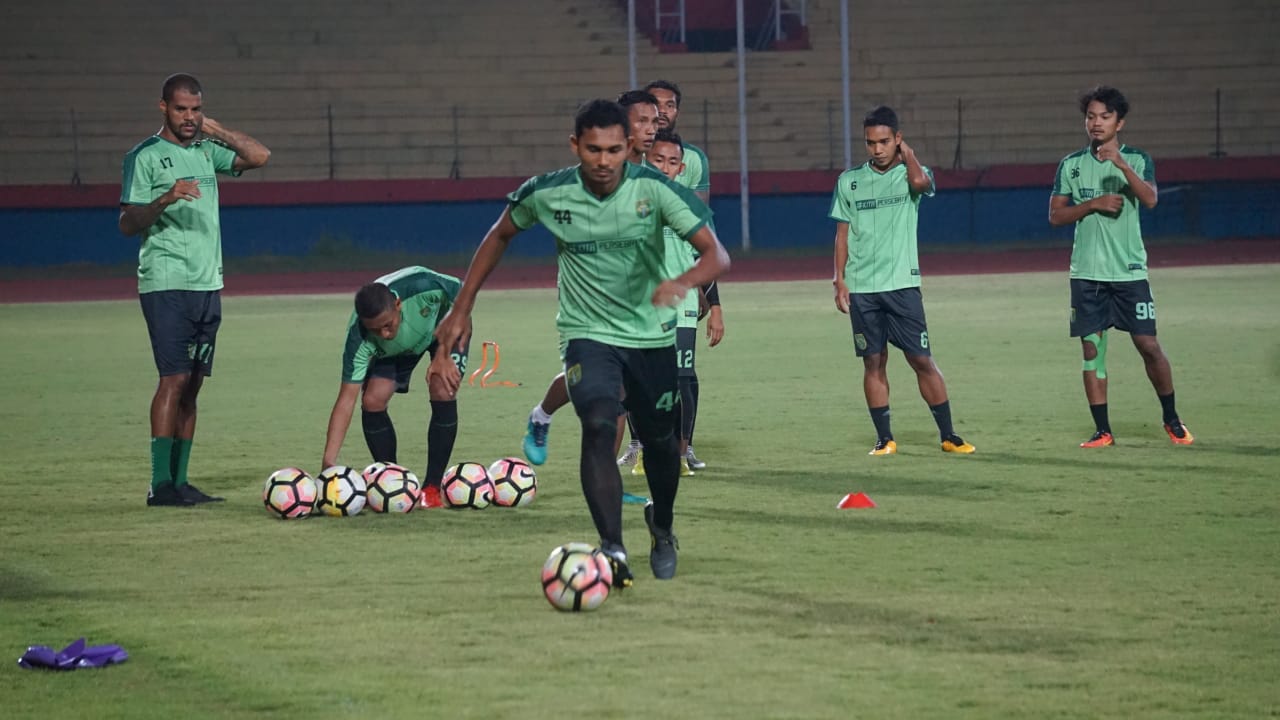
[520,90,662,468]
[434,99,730,585]
[321,266,468,509]
[1049,86,1192,448]
[118,73,270,507]
[633,78,720,471]
[830,105,975,456]
[646,129,726,477]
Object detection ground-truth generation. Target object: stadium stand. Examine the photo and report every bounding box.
[0,0,1275,185]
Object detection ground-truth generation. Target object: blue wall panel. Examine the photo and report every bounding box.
[3,182,1277,267]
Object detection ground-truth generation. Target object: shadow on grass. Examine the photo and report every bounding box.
[681,504,1049,542]
[0,566,93,602]
[736,585,1117,660]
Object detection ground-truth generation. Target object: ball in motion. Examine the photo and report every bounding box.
[541,543,613,612]
[263,467,318,519]
[315,465,367,517]
[366,463,420,514]
[441,462,494,509]
[488,457,537,508]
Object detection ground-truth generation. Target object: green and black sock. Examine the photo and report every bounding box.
[171,438,193,487]
[150,437,174,491]
[1157,392,1179,426]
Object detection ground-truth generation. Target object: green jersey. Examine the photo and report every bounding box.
[675,141,711,194]
[120,136,241,293]
[508,163,712,348]
[828,161,934,293]
[1052,145,1154,281]
[340,266,461,384]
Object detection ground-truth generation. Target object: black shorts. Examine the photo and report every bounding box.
[1069,279,1157,337]
[139,290,222,377]
[847,288,931,357]
[366,339,470,394]
[675,327,697,378]
[563,339,679,443]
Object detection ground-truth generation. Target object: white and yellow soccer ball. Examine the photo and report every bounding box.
[365,463,420,514]
[314,465,367,517]
[488,457,537,507]
[441,462,494,509]
[263,467,318,519]
[541,543,613,612]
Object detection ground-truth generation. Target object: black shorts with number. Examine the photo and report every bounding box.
[847,288,931,357]
[1069,279,1157,337]
[675,327,697,378]
[563,339,679,443]
[366,339,470,394]
[139,290,222,377]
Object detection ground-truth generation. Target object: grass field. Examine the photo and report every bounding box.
[2,265,1278,719]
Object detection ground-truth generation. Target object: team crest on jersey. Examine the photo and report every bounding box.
[854,333,867,351]
[635,199,652,218]
[565,363,582,387]
[419,301,437,317]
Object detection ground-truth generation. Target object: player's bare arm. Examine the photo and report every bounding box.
[322,382,362,469]
[898,140,932,194]
[434,208,520,357]
[117,178,203,236]
[200,117,271,171]
[1094,144,1158,208]
[1048,193,1125,226]
[653,226,729,308]
[832,222,851,313]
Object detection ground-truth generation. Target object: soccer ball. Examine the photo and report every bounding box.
[263,467,318,519]
[361,461,389,486]
[488,457,537,507]
[541,543,613,612]
[366,464,420,514]
[314,465,367,517]
[441,462,494,509]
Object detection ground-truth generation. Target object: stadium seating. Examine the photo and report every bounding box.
[0,0,1275,185]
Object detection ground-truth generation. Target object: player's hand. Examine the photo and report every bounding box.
[1091,194,1125,215]
[706,306,725,347]
[897,139,914,160]
[426,350,462,399]
[321,456,336,473]
[834,280,851,314]
[652,279,689,308]
[1093,143,1128,169]
[163,178,202,204]
[433,309,472,359]
[199,116,221,138]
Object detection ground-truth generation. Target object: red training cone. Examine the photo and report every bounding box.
[837,492,876,509]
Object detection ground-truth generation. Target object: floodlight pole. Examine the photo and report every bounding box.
[627,0,638,88]
[840,0,851,169]
[736,0,750,250]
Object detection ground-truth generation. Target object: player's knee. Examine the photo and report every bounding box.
[1081,332,1108,378]
[360,394,389,413]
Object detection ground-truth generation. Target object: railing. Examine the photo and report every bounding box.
[0,89,1264,187]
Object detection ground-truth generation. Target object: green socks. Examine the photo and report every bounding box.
[172,438,194,487]
[150,437,175,491]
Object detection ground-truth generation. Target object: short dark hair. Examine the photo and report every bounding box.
[644,79,682,108]
[616,89,659,110]
[354,282,396,320]
[1079,85,1129,119]
[573,99,629,137]
[863,105,899,132]
[161,73,203,102]
[652,128,684,154]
